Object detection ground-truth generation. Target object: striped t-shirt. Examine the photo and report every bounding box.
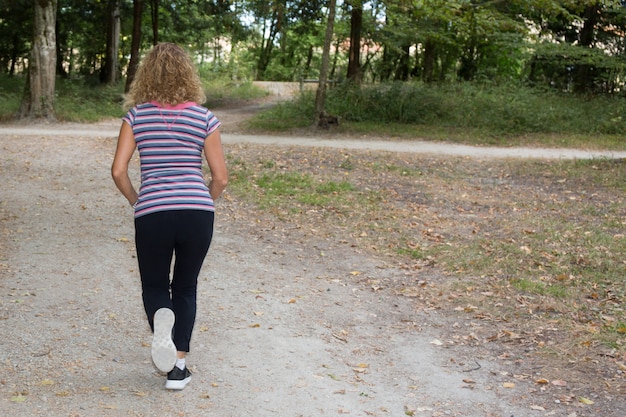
[123,101,221,218]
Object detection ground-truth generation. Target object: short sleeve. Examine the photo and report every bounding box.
[122,107,137,127]
[206,111,221,136]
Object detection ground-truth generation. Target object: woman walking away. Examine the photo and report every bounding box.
[111,42,228,390]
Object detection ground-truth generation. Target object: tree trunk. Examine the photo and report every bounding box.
[150,0,159,45]
[379,14,396,81]
[303,45,313,79]
[19,0,57,120]
[257,7,282,79]
[102,0,121,84]
[422,37,436,83]
[329,35,341,81]
[314,0,337,127]
[458,7,477,81]
[346,1,362,83]
[125,0,143,93]
[574,4,600,94]
[394,43,411,81]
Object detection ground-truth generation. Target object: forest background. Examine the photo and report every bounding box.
[1,0,626,149]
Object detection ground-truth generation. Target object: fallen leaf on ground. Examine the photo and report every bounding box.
[10,395,27,403]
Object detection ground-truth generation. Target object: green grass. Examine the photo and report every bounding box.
[202,76,268,105]
[249,82,626,150]
[56,80,126,122]
[0,74,267,122]
[0,76,127,122]
[251,95,314,131]
[0,75,26,120]
[509,278,570,298]
[242,171,357,211]
[224,146,626,352]
[2,74,626,151]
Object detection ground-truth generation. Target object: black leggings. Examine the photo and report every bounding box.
[134,210,214,352]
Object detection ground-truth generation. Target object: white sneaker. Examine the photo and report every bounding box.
[151,308,177,373]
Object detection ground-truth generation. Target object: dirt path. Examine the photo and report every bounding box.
[0,115,623,416]
[1,119,625,160]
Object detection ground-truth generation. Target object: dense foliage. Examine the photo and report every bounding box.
[2,0,626,94]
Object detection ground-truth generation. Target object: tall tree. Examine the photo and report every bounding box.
[315,0,337,126]
[346,0,362,83]
[19,0,57,120]
[255,0,286,78]
[102,0,121,84]
[150,0,159,45]
[125,0,143,92]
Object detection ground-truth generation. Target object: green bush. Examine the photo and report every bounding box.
[0,75,25,120]
[55,78,125,122]
[251,81,626,147]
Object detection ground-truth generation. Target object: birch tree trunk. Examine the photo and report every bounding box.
[19,0,57,120]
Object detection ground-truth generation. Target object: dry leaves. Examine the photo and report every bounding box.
[225,143,625,412]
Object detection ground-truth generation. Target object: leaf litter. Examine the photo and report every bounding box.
[225,143,625,414]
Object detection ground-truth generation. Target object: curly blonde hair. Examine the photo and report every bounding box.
[124,43,206,109]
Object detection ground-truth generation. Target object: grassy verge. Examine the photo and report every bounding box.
[201,74,268,106]
[247,82,626,150]
[0,76,126,122]
[0,75,26,120]
[224,145,626,357]
[0,74,266,122]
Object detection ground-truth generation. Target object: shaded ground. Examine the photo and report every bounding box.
[0,99,624,417]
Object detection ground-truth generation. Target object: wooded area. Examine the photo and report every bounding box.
[2,0,626,119]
